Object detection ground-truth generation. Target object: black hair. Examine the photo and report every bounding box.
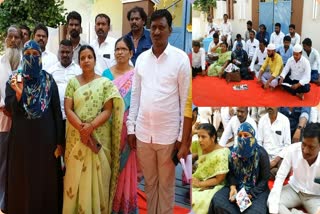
[33,23,48,37]
[221,41,228,48]
[127,6,147,24]
[259,24,266,30]
[213,32,219,39]
[247,20,253,26]
[303,123,320,142]
[20,24,31,37]
[198,123,218,143]
[95,13,111,26]
[60,39,72,47]
[275,22,281,28]
[236,34,242,39]
[78,45,96,62]
[115,36,133,51]
[259,39,267,46]
[150,9,172,28]
[67,11,82,25]
[302,38,312,47]
[223,14,228,18]
[192,40,201,47]
[249,30,256,35]
[283,35,291,42]
[289,24,295,29]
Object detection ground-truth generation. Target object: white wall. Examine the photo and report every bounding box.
[302,0,320,51]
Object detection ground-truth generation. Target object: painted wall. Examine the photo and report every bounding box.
[156,0,184,27]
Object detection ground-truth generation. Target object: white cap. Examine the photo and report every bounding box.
[293,44,303,53]
[266,43,276,50]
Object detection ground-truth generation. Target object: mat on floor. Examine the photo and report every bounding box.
[137,189,190,214]
[193,76,320,107]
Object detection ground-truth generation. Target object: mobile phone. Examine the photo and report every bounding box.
[314,177,320,184]
[275,131,282,135]
[17,73,22,83]
[172,149,179,166]
[103,54,110,59]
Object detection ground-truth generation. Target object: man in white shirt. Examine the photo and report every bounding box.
[192,40,206,77]
[244,20,256,42]
[207,32,220,54]
[219,107,257,147]
[33,24,58,72]
[206,14,218,38]
[249,40,267,74]
[66,11,88,65]
[0,25,22,212]
[126,9,190,214]
[302,38,320,85]
[90,13,117,75]
[257,107,291,180]
[246,30,259,60]
[270,23,285,49]
[232,34,246,52]
[280,44,311,100]
[47,39,82,122]
[268,123,320,214]
[287,24,300,46]
[220,14,232,46]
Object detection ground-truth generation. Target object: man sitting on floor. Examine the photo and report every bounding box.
[249,39,267,76]
[192,40,206,77]
[268,123,320,214]
[257,43,283,90]
[276,35,293,65]
[302,38,320,85]
[279,44,311,100]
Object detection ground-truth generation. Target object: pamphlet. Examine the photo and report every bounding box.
[233,84,248,90]
[236,187,252,212]
[180,154,192,180]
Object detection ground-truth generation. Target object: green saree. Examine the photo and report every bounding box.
[207,48,231,77]
[63,77,124,214]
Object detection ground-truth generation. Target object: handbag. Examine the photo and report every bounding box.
[225,63,241,83]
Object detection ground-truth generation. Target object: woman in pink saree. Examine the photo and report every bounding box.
[102,37,137,214]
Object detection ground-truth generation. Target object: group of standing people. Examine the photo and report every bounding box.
[0,8,191,214]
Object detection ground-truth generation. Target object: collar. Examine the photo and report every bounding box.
[151,43,171,57]
[59,61,76,69]
[128,28,148,39]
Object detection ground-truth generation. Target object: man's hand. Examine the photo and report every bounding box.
[292,129,301,143]
[291,83,300,90]
[177,142,189,160]
[279,76,284,85]
[264,82,270,89]
[128,134,137,150]
[270,159,277,169]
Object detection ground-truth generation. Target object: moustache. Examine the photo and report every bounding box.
[70,30,80,38]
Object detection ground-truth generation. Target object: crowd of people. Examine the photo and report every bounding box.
[192,14,320,100]
[0,8,192,214]
[191,107,320,214]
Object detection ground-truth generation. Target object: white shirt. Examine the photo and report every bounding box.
[90,36,117,75]
[207,41,220,54]
[249,47,267,71]
[220,22,232,37]
[206,22,219,38]
[245,38,259,58]
[303,48,320,72]
[198,107,213,124]
[268,142,320,213]
[192,47,206,70]
[232,40,246,52]
[257,112,291,160]
[245,29,256,42]
[287,32,300,46]
[0,56,13,132]
[127,44,191,144]
[219,115,257,146]
[270,31,285,49]
[47,61,82,119]
[280,55,311,86]
[42,50,58,72]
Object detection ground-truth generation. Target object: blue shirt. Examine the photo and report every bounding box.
[276,45,293,65]
[124,29,152,65]
[256,31,270,44]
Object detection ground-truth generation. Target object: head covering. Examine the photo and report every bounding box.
[233,41,246,61]
[21,40,54,119]
[266,43,276,51]
[293,44,303,53]
[229,122,260,192]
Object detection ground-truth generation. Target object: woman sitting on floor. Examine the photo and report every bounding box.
[231,42,253,80]
[207,42,231,77]
[192,123,230,213]
[209,122,270,214]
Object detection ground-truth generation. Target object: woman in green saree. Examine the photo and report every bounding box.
[63,45,124,214]
[192,123,229,213]
[207,42,231,77]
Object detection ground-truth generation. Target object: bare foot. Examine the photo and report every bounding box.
[296,93,304,100]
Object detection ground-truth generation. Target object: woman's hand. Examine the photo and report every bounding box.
[229,185,237,202]
[192,177,202,188]
[10,75,23,101]
[80,123,94,138]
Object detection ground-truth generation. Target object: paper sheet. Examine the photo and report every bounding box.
[180,154,192,180]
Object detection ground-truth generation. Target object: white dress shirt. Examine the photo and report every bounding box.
[206,22,219,38]
[90,36,117,75]
[220,22,232,37]
[280,55,311,85]
[268,142,320,213]
[219,115,257,146]
[270,31,285,49]
[257,112,291,160]
[127,43,191,145]
[303,48,320,72]
[287,32,300,46]
[249,47,267,71]
[232,40,246,52]
[245,38,259,58]
[192,47,206,70]
[47,61,82,119]
[42,50,58,72]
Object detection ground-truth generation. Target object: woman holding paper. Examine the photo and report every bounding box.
[207,42,231,77]
[209,122,270,214]
[192,123,230,213]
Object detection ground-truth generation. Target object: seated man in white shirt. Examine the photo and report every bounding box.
[268,123,320,214]
[231,34,246,52]
[205,15,218,38]
[302,38,320,85]
[270,23,285,49]
[287,24,300,46]
[249,39,267,75]
[279,44,311,100]
[207,32,220,54]
[246,30,259,61]
[244,20,256,42]
[192,40,206,77]
[257,107,291,180]
[220,14,232,47]
[219,107,257,147]
[33,24,58,71]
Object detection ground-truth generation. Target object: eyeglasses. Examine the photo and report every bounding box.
[115,48,129,53]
